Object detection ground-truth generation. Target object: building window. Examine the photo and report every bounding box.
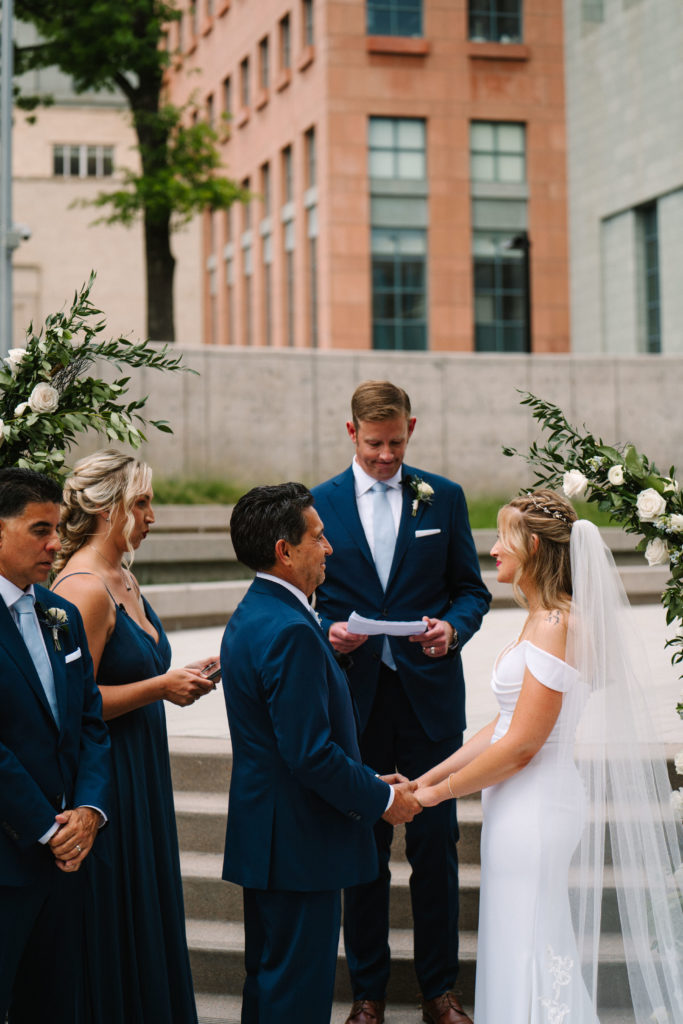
[261,163,273,346]
[222,76,232,119]
[206,93,214,128]
[470,121,525,183]
[469,1,523,43]
[242,182,253,346]
[224,208,235,345]
[282,145,295,346]
[641,203,661,354]
[371,229,427,350]
[191,0,200,37]
[53,144,114,178]
[240,56,250,109]
[369,117,426,180]
[367,0,423,37]
[302,0,314,47]
[369,117,427,351]
[305,127,318,347]
[259,35,270,91]
[280,13,291,70]
[470,121,529,352]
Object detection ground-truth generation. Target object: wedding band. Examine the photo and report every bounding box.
[75,844,82,853]
[430,646,436,654]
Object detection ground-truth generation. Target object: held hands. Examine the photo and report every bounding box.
[380,774,423,825]
[413,785,442,808]
[159,663,216,706]
[409,617,454,659]
[49,806,101,872]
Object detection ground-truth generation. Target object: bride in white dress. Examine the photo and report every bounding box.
[414,490,682,1024]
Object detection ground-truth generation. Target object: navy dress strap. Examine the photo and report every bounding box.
[52,571,118,606]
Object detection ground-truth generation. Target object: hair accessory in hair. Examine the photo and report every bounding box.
[525,493,574,526]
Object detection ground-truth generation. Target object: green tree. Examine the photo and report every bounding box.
[14,0,246,341]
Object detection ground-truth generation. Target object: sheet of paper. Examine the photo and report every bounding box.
[347,611,427,637]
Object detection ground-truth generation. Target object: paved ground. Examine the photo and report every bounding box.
[165,603,682,749]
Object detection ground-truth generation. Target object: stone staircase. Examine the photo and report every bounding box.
[171,737,653,1024]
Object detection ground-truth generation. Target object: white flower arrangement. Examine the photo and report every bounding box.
[37,604,70,651]
[0,273,193,480]
[504,392,683,724]
[407,476,435,517]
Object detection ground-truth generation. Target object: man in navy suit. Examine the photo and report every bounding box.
[0,468,110,1023]
[221,482,422,1024]
[312,382,491,1024]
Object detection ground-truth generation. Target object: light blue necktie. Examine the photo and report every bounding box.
[371,482,397,669]
[15,593,60,726]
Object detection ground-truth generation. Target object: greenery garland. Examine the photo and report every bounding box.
[0,273,193,480]
[503,393,683,718]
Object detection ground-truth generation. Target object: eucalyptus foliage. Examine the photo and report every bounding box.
[504,392,683,684]
[0,274,192,480]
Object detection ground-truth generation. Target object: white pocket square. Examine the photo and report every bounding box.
[65,647,82,663]
[415,528,441,538]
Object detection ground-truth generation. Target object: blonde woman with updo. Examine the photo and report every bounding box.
[52,449,216,1024]
[413,490,682,1023]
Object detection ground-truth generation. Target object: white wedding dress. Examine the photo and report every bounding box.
[474,640,599,1024]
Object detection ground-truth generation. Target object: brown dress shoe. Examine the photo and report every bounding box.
[344,999,386,1024]
[421,990,474,1024]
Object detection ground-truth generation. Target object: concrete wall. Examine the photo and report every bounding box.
[75,349,683,498]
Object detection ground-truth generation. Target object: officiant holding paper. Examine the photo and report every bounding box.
[312,381,491,1024]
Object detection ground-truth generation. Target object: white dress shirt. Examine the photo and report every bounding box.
[352,458,402,554]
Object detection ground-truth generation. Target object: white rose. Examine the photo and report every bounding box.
[636,488,667,522]
[607,464,624,486]
[14,401,29,416]
[668,514,683,533]
[675,751,683,776]
[48,606,68,623]
[562,469,587,499]
[644,537,669,566]
[671,788,683,822]
[28,382,59,414]
[6,347,27,375]
[417,482,434,498]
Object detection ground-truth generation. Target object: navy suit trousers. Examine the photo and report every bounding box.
[242,887,341,1024]
[343,665,462,1001]
[0,871,84,1023]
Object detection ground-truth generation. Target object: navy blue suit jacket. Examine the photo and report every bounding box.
[312,464,491,741]
[0,584,111,885]
[220,577,390,892]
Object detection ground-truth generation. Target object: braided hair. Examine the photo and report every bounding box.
[497,489,577,610]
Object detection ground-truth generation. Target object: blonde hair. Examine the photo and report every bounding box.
[351,380,411,428]
[497,489,577,611]
[54,449,152,572]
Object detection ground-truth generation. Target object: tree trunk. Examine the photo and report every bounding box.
[144,210,176,341]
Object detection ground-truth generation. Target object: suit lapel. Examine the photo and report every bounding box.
[327,469,376,574]
[386,466,425,591]
[0,597,58,728]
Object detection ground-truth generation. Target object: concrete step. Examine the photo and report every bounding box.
[175,791,485,865]
[195,992,635,1024]
[187,920,637,1008]
[181,853,483,932]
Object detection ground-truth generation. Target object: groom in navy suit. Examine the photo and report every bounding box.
[312,381,491,1024]
[221,483,422,1024]
[0,468,110,1023]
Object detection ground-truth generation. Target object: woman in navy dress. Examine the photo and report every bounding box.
[52,449,217,1023]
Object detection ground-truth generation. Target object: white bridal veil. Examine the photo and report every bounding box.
[564,521,683,1022]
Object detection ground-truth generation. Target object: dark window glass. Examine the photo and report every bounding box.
[371,228,427,350]
[642,204,661,354]
[469,1,523,43]
[473,231,529,352]
[367,1,423,38]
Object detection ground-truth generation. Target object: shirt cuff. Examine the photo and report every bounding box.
[384,785,395,811]
[38,822,60,845]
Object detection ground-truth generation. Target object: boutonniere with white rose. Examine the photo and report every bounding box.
[37,605,70,651]
[406,476,435,517]
[503,391,683,719]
